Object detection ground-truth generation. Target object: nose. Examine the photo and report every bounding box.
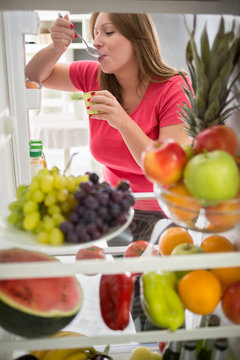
[93,33,103,49]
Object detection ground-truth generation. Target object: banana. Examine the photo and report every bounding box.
[29,350,50,360]
[30,331,95,360]
[50,331,85,338]
[64,351,88,360]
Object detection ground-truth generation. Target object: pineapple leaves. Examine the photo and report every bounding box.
[180,15,240,138]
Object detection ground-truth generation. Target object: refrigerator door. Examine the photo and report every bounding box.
[0,11,39,207]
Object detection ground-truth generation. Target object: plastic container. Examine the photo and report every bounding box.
[29,139,47,168]
[29,149,44,179]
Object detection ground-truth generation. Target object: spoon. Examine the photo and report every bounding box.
[58,13,102,59]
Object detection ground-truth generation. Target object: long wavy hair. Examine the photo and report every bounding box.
[90,13,180,105]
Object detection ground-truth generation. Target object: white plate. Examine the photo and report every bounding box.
[0,208,134,255]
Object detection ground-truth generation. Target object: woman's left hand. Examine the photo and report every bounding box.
[87,90,129,131]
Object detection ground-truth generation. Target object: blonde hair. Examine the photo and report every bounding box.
[90,13,180,104]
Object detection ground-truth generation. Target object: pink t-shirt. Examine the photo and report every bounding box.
[70,60,189,211]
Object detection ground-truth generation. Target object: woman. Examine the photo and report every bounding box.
[25,12,191,240]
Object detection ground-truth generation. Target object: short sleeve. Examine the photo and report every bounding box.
[158,75,191,127]
[69,60,100,92]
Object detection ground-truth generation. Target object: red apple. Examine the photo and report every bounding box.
[76,246,105,260]
[221,282,240,324]
[76,245,106,276]
[142,138,187,185]
[124,240,158,277]
[194,125,239,157]
[124,240,158,258]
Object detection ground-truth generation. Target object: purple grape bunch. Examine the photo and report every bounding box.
[60,173,135,244]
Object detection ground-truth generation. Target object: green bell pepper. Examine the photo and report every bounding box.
[140,271,184,331]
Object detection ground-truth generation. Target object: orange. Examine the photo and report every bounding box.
[201,234,236,253]
[158,226,193,256]
[210,267,240,292]
[178,270,222,315]
[201,235,240,292]
[206,196,240,232]
[162,181,201,224]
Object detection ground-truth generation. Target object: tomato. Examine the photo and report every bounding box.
[124,240,158,258]
[76,246,105,260]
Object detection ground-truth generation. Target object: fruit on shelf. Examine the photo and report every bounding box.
[158,226,193,256]
[76,245,106,276]
[99,272,133,331]
[178,270,222,315]
[124,240,159,276]
[200,236,240,292]
[171,242,204,256]
[183,150,239,205]
[201,234,236,253]
[221,282,240,324]
[182,144,195,160]
[178,17,240,139]
[60,175,135,244]
[161,181,201,222]
[7,167,89,245]
[210,267,240,293]
[141,138,187,185]
[171,243,204,280]
[76,246,106,261]
[130,346,162,360]
[124,240,159,258]
[0,248,83,338]
[193,125,239,158]
[30,330,111,360]
[140,271,185,331]
[205,197,240,232]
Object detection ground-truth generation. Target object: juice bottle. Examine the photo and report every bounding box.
[29,149,44,179]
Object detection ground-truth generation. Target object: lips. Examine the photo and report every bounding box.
[98,55,105,62]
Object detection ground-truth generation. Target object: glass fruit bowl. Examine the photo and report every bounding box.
[154,183,240,233]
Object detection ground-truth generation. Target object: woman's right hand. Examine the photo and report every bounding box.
[49,14,76,53]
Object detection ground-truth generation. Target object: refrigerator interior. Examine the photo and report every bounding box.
[0,1,240,359]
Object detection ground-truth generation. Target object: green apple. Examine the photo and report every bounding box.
[183,150,239,205]
[171,243,204,255]
[182,144,195,160]
[171,243,204,280]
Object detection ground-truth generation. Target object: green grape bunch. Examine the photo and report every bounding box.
[7,167,89,246]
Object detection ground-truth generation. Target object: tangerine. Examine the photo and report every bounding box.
[206,197,240,232]
[178,270,222,315]
[158,226,193,256]
[201,234,236,253]
[201,235,240,292]
[210,267,240,292]
[163,181,201,223]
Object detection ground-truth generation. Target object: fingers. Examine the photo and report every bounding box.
[49,16,75,51]
[90,90,117,106]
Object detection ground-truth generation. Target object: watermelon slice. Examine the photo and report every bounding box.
[0,248,83,338]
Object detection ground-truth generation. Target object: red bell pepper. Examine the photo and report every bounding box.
[99,272,133,330]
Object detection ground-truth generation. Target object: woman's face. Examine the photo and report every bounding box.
[93,13,137,77]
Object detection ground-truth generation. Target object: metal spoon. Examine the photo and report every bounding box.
[58,13,102,59]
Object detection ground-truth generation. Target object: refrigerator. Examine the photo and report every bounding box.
[0,1,240,359]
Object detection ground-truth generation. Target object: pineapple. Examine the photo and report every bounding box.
[179,16,240,139]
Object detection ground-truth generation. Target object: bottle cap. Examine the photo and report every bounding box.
[30,149,42,157]
[29,139,43,145]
